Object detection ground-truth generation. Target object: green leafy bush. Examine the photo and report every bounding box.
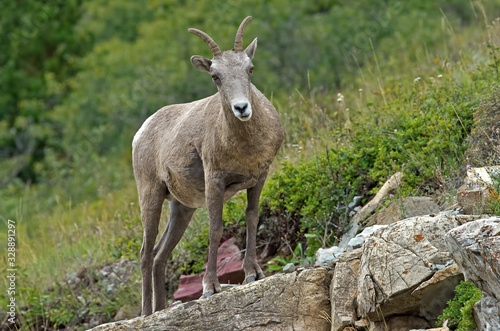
[259,67,495,255]
[264,243,314,273]
[262,144,376,255]
[437,281,482,330]
[15,281,119,330]
[110,217,143,260]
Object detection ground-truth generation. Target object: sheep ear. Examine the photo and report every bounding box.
[245,38,257,59]
[190,55,212,72]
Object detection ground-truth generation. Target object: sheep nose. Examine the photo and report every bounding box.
[233,102,248,114]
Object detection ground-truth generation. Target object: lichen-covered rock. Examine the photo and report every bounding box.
[357,215,472,322]
[410,263,463,321]
[90,267,332,331]
[446,217,500,330]
[446,217,500,298]
[473,292,500,331]
[330,250,361,331]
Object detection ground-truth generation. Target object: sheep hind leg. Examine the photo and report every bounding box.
[152,199,196,312]
[139,183,166,316]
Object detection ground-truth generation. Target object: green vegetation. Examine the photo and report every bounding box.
[437,281,483,330]
[264,243,314,272]
[1,0,500,328]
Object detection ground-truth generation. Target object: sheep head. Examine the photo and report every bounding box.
[189,16,258,122]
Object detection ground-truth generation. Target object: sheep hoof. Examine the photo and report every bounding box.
[246,275,256,283]
[204,291,213,298]
[257,272,265,280]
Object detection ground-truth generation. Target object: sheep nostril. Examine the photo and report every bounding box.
[233,102,248,113]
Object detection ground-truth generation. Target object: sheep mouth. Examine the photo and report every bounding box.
[238,114,252,121]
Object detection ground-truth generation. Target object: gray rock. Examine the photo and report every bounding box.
[346,235,364,250]
[366,197,440,226]
[446,217,500,329]
[315,246,340,265]
[90,268,332,331]
[349,196,363,209]
[339,220,360,251]
[346,225,387,251]
[357,215,468,322]
[330,257,359,330]
[411,263,464,322]
[445,217,500,299]
[473,292,500,331]
[283,263,295,273]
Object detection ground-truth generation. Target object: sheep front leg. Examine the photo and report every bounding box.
[203,177,224,297]
[243,175,266,283]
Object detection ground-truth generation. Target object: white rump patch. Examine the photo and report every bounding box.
[132,115,154,150]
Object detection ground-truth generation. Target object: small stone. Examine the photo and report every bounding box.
[283,263,295,273]
[315,246,340,265]
[434,264,446,271]
[354,319,369,328]
[346,236,364,250]
[349,196,363,209]
[67,276,81,287]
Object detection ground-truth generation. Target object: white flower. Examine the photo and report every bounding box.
[414,77,421,82]
[359,88,363,92]
[437,74,443,78]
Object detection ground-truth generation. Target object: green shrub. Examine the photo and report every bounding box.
[15,282,118,330]
[437,281,482,330]
[264,242,314,273]
[262,144,376,255]
[110,217,143,260]
[223,192,247,227]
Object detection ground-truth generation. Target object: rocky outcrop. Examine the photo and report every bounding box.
[356,215,469,322]
[91,267,332,331]
[446,217,500,330]
[330,248,361,330]
[330,214,478,330]
[89,210,499,331]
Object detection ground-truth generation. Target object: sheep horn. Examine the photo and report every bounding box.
[234,16,252,52]
[188,28,222,58]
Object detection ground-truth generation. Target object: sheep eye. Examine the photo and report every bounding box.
[211,74,218,80]
[249,67,254,74]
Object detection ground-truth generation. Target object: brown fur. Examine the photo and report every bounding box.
[132,17,283,315]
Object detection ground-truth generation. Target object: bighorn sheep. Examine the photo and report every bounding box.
[132,16,284,315]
